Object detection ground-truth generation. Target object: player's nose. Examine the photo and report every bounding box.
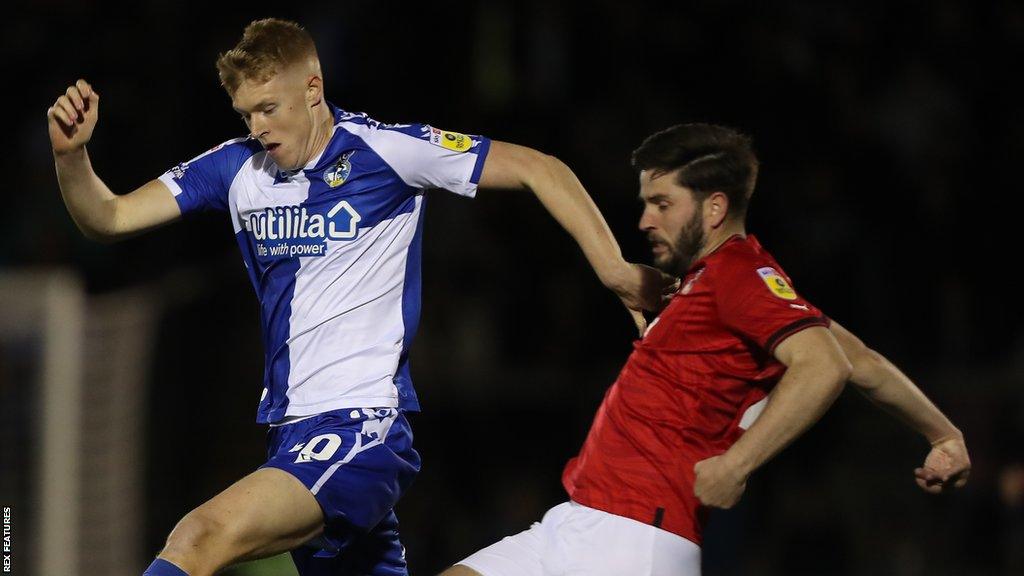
[249,115,268,140]
[638,207,656,231]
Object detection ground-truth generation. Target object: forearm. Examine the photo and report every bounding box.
[831,322,961,444]
[723,360,847,477]
[525,154,627,286]
[851,350,961,444]
[54,148,120,240]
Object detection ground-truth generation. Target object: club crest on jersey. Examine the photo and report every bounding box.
[246,200,362,260]
[757,267,797,300]
[323,151,354,188]
[428,127,472,152]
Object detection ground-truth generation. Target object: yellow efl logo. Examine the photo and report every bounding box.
[430,127,472,153]
[756,267,797,300]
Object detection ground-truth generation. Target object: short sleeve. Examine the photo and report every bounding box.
[338,121,490,197]
[157,137,257,214]
[715,263,830,354]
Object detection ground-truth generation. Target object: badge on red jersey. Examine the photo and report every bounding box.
[756,267,797,300]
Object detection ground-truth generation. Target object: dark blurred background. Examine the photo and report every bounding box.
[4,0,1024,574]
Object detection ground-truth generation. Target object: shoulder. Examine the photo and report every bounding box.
[174,137,263,180]
[163,137,265,199]
[703,237,799,300]
[188,136,261,164]
[705,238,769,282]
[335,111,479,152]
[336,111,421,138]
[334,112,438,160]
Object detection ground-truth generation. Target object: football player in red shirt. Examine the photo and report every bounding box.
[444,124,971,576]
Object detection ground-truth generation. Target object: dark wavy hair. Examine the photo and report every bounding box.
[631,123,759,220]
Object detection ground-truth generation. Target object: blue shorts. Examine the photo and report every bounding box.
[262,407,420,576]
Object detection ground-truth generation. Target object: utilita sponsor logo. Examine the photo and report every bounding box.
[247,201,362,259]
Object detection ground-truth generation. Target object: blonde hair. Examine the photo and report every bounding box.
[216,18,319,94]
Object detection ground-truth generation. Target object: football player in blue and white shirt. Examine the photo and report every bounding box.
[47,18,671,576]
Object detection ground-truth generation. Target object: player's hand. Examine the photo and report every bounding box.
[914,435,971,494]
[693,454,748,509]
[47,79,100,155]
[604,262,678,337]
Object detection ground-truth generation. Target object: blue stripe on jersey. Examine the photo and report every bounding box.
[258,256,300,423]
[231,226,292,422]
[469,137,491,185]
[395,196,427,411]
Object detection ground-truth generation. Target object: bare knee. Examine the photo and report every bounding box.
[156,469,323,574]
[160,508,237,576]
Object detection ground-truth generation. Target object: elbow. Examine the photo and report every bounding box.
[540,151,566,169]
[78,222,121,244]
[92,200,130,243]
[846,346,887,391]
[832,325,881,389]
[78,220,124,242]
[76,220,117,243]
[519,144,560,167]
[71,197,124,243]
[522,149,566,191]
[817,351,852,394]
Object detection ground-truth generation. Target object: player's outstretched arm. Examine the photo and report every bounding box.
[694,327,851,509]
[478,141,676,334]
[48,79,182,242]
[829,321,970,493]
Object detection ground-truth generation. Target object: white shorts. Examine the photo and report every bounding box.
[457,501,702,576]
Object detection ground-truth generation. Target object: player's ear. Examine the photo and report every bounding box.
[306,75,323,107]
[706,191,729,228]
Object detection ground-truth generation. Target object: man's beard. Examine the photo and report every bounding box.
[656,210,706,276]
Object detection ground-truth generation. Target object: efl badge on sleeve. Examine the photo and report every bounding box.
[757,267,798,300]
[429,127,473,152]
[170,162,190,180]
[324,151,354,188]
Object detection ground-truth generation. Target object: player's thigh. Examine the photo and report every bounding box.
[554,503,701,576]
[191,466,324,559]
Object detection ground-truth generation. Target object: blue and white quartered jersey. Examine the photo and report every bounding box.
[158,104,491,424]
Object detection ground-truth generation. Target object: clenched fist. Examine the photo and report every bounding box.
[47,79,99,155]
[603,261,679,337]
[694,454,748,509]
[915,435,971,494]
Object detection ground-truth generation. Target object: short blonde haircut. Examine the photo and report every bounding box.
[216,18,319,94]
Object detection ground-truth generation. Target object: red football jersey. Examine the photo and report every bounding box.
[562,234,829,545]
